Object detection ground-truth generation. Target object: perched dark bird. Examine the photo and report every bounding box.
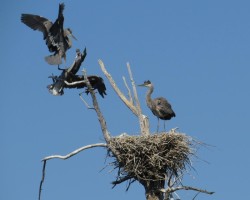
[47,47,87,96]
[21,3,76,65]
[139,80,175,132]
[65,75,107,98]
[47,48,107,98]
[48,74,107,98]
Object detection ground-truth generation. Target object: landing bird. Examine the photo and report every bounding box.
[21,3,76,65]
[47,48,107,98]
[138,80,175,132]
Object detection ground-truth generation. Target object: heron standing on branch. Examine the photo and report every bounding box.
[139,80,176,132]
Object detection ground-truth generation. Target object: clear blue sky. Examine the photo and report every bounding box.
[1,0,250,199]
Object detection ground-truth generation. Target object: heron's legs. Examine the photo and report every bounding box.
[157,118,160,132]
[79,92,95,110]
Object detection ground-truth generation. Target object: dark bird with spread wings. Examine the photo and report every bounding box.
[139,80,175,132]
[47,48,107,98]
[21,3,76,65]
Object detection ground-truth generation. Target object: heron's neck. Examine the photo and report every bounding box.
[146,85,154,109]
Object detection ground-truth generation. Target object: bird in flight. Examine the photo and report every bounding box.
[21,3,76,65]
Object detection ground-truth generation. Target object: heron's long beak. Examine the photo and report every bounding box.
[138,83,146,87]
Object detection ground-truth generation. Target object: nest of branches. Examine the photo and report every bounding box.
[108,131,197,187]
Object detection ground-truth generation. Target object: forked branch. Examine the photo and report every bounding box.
[98,60,138,115]
[98,60,149,135]
[39,143,108,200]
[126,62,149,135]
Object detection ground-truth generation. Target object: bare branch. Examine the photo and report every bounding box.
[126,62,150,136]
[98,60,138,116]
[82,69,111,142]
[126,62,140,112]
[64,80,86,86]
[122,76,133,103]
[42,143,107,161]
[99,60,150,135]
[38,160,46,200]
[172,186,214,195]
[161,185,214,200]
[79,93,95,109]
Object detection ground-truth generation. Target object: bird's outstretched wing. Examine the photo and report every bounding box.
[21,14,53,39]
[49,3,65,39]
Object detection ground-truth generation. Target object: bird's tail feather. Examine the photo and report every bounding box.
[45,54,62,65]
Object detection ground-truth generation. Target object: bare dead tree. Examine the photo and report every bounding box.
[39,61,214,200]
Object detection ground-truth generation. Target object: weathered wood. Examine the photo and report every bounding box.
[99,60,150,136]
[82,69,111,142]
[126,63,150,136]
[42,143,107,161]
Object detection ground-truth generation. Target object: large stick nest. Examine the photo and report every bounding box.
[108,131,197,186]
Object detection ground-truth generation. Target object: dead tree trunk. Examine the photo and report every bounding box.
[142,180,165,200]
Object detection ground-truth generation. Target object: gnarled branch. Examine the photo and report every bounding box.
[39,143,107,200]
[42,143,107,161]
